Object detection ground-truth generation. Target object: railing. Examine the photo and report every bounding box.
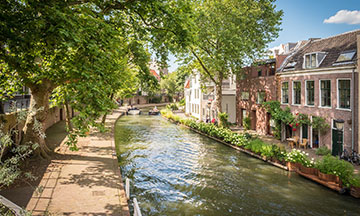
[125,178,143,216]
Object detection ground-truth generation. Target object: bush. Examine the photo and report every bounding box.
[166,103,178,110]
[179,98,185,107]
[243,116,251,130]
[315,155,354,185]
[161,110,289,164]
[218,112,230,128]
[349,174,360,187]
[316,146,331,156]
[285,149,314,168]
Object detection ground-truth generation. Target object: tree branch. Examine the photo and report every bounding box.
[190,48,217,84]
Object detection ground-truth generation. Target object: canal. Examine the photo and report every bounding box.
[115,114,360,215]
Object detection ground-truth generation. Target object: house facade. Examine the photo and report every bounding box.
[235,41,307,135]
[184,72,236,123]
[277,30,360,155]
[236,58,278,135]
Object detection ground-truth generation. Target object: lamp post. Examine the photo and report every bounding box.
[334,119,345,157]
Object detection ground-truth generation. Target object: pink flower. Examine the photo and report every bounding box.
[289,124,293,127]
[296,123,299,127]
[292,128,297,131]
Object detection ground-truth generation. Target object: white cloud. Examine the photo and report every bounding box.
[324,10,360,25]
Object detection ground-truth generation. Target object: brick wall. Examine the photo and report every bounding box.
[236,64,277,135]
[279,71,357,152]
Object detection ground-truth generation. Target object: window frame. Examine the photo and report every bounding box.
[337,78,351,110]
[241,91,250,101]
[319,80,331,108]
[305,53,317,69]
[305,80,315,106]
[292,81,301,105]
[281,82,289,104]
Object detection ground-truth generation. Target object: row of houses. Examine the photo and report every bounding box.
[185,29,360,156]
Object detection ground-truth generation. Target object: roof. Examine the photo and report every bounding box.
[280,29,360,72]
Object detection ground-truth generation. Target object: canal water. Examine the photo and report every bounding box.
[115,114,360,215]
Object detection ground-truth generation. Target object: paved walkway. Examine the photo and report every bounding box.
[26,109,129,215]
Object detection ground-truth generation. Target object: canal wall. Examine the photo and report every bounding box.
[161,113,355,197]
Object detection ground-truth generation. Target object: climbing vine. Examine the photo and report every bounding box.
[262,101,329,139]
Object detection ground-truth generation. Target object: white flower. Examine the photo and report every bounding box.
[306,153,309,156]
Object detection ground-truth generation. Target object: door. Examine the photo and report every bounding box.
[251,110,257,130]
[332,129,343,156]
[302,124,308,139]
[60,108,63,121]
[266,112,272,135]
[285,124,292,138]
[312,129,319,148]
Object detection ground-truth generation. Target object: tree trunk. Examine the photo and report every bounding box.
[101,93,114,125]
[21,79,55,159]
[101,114,107,125]
[64,96,73,132]
[215,73,223,126]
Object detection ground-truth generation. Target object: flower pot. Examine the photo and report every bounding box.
[287,162,299,172]
[299,165,317,175]
[350,186,360,198]
[318,172,337,183]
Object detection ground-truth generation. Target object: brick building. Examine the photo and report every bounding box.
[277,30,360,155]
[235,41,307,135]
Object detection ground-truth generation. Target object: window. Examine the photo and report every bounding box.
[336,51,356,62]
[304,52,326,69]
[258,70,262,77]
[306,81,314,106]
[281,82,289,104]
[257,92,266,104]
[320,80,331,107]
[241,92,249,100]
[305,53,316,68]
[293,81,301,105]
[338,80,350,109]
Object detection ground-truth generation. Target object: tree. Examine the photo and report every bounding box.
[0,0,193,158]
[183,0,282,126]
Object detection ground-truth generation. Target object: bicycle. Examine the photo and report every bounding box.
[340,149,360,165]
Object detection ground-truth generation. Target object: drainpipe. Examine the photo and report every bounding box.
[357,35,360,153]
[352,68,355,151]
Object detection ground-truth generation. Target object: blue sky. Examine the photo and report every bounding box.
[168,0,360,72]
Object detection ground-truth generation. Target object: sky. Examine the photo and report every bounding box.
[167,0,360,73]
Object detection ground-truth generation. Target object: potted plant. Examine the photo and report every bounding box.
[349,175,360,198]
[285,149,309,172]
[315,155,353,185]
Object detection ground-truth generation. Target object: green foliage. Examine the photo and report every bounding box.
[179,98,186,107]
[285,149,314,168]
[349,174,360,187]
[182,0,282,115]
[161,110,290,163]
[312,116,330,134]
[315,155,354,185]
[243,117,251,130]
[0,110,38,189]
[218,112,230,128]
[166,103,179,111]
[316,146,331,156]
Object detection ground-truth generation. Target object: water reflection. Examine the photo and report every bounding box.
[115,115,360,215]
